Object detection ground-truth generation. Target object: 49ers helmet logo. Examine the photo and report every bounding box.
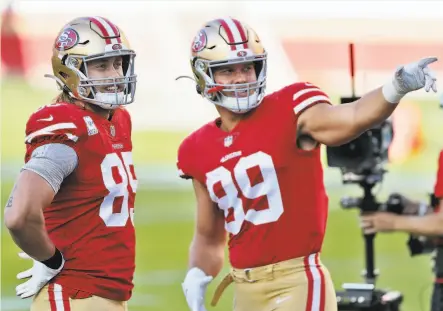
[55,28,79,51]
[112,43,122,50]
[191,30,207,53]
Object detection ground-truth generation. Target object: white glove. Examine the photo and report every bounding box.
[383,57,438,103]
[182,267,213,311]
[16,252,65,299]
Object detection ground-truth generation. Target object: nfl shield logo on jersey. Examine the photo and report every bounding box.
[224,135,233,147]
[110,125,116,137]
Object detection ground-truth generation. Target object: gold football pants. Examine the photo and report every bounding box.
[30,283,128,311]
[212,253,337,311]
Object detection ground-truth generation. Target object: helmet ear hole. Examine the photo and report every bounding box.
[196,84,202,94]
[58,71,72,93]
[59,71,69,80]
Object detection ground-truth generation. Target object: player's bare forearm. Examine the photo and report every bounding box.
[298,87,397,146]
[189,233,225,277]
[190,178,226,276]
[4,170,56,261]
[394,214,443,236]
[8,212,55,260]
[351,87,397,136]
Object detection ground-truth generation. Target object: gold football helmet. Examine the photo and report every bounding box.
[190,18,267,113]
[47,16,137,109]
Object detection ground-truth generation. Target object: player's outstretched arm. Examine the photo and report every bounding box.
[4,170,57,260]
[182,179,226,311]
[298,57,438,146]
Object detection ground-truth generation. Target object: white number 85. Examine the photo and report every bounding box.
[100,152,137,227]
[206,151,284,235]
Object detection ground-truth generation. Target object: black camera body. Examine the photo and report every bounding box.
[378,192,439,257]
[336,284,402,311]
[326,97,393,184]
[381,194,436,257]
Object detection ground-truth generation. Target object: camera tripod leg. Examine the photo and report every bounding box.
[363,233,377,284]
[336,178,403,310]
[431,247,443,311]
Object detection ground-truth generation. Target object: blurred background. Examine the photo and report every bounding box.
[2,1,443,310]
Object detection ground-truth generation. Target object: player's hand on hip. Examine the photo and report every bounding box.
[15,252,65,299]
[182,267,213,311]
[383,57,438,103]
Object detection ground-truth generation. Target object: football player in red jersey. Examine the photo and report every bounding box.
[177,18,438,311]
[4,16,137,310]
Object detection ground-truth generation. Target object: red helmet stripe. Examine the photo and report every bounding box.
[232,19,249,49]
[101,17,122,43]
[218,19,236,51]
[90,17,112,44]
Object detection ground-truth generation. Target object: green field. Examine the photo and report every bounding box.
[1,78,442,311]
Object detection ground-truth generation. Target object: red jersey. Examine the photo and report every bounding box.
[24,103,137,301]
[177,82,331,269]
[434,151,443,198]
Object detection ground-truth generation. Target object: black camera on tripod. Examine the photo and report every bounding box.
[326,95,443,311]
[326,97,393,185]
[326,96,402,311]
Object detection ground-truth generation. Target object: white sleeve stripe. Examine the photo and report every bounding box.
[292,87,323,102]
[293,95,331,115]
[25,122,78,143]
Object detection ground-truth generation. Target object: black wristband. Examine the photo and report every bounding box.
[40,248,63,269]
